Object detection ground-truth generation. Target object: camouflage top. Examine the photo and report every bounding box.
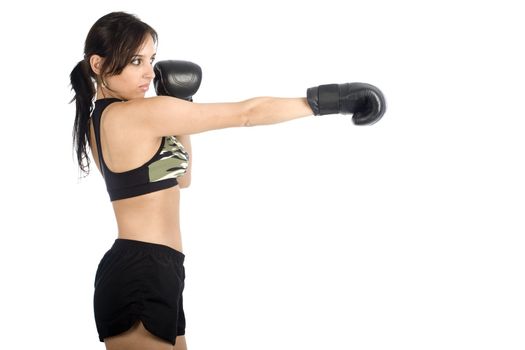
[91,98,189,201]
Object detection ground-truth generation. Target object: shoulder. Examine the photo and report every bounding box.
[101,96,168,128]
[104,96,184,127]
[109,96,182,116]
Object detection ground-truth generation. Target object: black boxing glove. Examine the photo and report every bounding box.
[307,83,386,125]
[154,60,202,101]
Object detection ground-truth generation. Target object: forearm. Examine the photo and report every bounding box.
[176,134,192,188]
[243,97,313,127]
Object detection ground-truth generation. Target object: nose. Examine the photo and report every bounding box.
[144,63,155,80]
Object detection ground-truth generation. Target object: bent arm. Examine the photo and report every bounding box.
[176,134,192,188]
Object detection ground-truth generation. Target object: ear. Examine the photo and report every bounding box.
[89,55,104,75]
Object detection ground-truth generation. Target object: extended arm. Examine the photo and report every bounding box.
[117,60,386,138]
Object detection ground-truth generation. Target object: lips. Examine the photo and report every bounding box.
[139,83,150,91]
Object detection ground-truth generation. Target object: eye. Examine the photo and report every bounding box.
[130,58,141,65]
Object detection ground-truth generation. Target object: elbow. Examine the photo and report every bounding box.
[242,116,252,127]
[178,181,191,189]
[241,108,252,127]
[177,175,191,189]
[241,98,259,127]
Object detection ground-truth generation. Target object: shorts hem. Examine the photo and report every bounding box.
[98,317,178,346]
[98,315,140,342]
[141,321,177,345]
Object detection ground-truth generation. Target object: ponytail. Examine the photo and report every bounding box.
[70,60,95,177]
[72,12,158,178]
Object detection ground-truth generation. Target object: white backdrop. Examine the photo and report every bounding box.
[0,0,524,349]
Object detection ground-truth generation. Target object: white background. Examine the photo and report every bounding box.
[0,0,524,349]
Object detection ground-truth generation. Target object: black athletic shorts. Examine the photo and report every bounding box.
[93,238,186,345]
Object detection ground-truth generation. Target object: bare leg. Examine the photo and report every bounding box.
[104,321,174,350]
[174,335,187,350]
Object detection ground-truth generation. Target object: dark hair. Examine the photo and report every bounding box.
[70,12,158,176]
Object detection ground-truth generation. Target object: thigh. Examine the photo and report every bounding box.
[104,321,173,350]
[174,335,187,350]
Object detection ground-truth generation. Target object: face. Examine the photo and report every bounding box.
[94,34,156,100]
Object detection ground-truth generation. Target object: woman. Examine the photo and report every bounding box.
[70,11,385,350]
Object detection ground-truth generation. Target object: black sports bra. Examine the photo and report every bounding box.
[91,98,189,201]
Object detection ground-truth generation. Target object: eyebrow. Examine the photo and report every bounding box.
[132,53,157,58]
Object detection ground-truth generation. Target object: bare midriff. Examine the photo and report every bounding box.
[89,119,184,254]
[111,186,183,253]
